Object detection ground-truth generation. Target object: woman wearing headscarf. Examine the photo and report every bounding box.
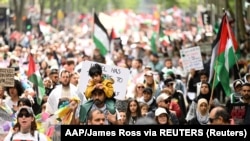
[186,82,214,122]
[187,98,209,125]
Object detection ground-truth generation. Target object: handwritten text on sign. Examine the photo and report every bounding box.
[78,61,130,100]
[0,68,15,87]
[180,46,204,71]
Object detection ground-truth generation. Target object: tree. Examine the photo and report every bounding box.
[235,0,246,42]
[110,0,140,11]
[152,0,191,10]
[13,0,26,31]
[39,0,46,20]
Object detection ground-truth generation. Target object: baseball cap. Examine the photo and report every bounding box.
[156,93,170,103]
[144,71,154,77]
[143,87,153,95]
[155,107,167,116]
[164,78,175,85]
[16,106,35,117]
[144,65,152,70]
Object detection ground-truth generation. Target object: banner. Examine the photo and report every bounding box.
[180,46,204,72]
[78,61,130,100]
[0,68,15,87]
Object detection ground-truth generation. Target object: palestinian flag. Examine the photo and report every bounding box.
[208,13,240,97]
[27,54,45,105]
[93,12,110,56]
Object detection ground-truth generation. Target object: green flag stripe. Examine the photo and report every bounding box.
[93,35,108,56]
[29,72,45,105]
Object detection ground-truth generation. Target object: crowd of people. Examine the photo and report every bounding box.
[0,9,250,141]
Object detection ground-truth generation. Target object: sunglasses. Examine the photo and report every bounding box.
[18,113,31,118]
[164,99,171,103]
[137,86,144,89]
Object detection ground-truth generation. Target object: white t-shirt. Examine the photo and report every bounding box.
[4,130,48,141]
[4,97,18,110]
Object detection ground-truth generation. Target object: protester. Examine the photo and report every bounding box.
[154,107,173,125]
[187,98,210,125]
[85,63,114,99]
[138,87,157,113]
[209,106,231,125]
[86,109,106,125]
[233,83,250,125]
[5,79,24,113]
[4,106,48,141]
[46,70,79,115]
[2,7,250,141]
[71,88,118,125]
[186,82,214,122]
[126,99,142,125]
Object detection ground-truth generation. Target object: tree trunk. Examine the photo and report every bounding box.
[13,0,26,31]
[39,0,45,20]
[236,0,246,42]
[62,0,66,14]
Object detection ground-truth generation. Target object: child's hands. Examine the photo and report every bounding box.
[95,83,103,89]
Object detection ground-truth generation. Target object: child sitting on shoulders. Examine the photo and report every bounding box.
[85,63,114,99]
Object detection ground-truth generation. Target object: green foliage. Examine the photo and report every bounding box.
[42,0,139,13]
[110,0,140,11]
[83,0,109,13]
[0,0,8,4]
[152,0,197,10]
[228,0,235,13]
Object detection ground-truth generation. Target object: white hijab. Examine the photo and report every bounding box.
[196,98,209,125]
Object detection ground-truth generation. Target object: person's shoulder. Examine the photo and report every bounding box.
[3,130,14,141]
[70,84,78,90]
[36,131,48,141]
[81,100,94,106]
[50,85,62,92]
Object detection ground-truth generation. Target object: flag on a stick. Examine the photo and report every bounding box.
[93,12,110,56]
[208,13,240,97]
[27,54,45,105]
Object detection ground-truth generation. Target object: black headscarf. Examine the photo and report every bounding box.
[196,82,212,104]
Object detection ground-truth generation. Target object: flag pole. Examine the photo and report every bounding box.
[233,54,241,79]
[209,59,218,108]
[91,8,95,40]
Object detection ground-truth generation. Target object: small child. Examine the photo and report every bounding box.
[140,102,149,117]
[118,110,127,125]
[85,63,114,99]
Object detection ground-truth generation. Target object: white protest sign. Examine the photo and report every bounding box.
[180,46,204,72]
[78,61,130,100]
